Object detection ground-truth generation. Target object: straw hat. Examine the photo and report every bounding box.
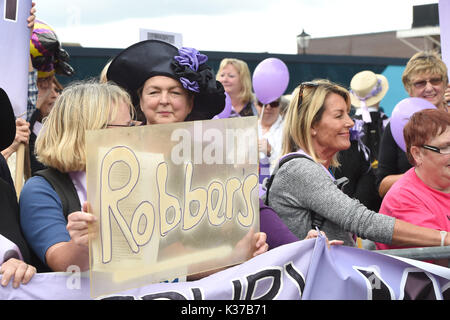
[350,71,389,108]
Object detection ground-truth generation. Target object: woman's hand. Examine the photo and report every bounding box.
[28,2,36,31]
[252,232,269,257]
[444,83,450,105]
[233,229,269,262]
[258,138,272,157]
[305,229,344,248]
[66,202,97,247]
[1,118,31,160]
[0,258,36,288]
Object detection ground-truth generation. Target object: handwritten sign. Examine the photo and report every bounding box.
[86,117,259,297]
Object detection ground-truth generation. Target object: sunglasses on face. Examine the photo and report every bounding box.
[422,144,450,155]
[412,77,443,89]
[257,100,280,108]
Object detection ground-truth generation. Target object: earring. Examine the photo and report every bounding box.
[312,130,317,136]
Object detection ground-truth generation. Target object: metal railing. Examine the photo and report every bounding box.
[376,246,450,267]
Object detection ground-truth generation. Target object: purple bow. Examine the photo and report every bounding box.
[174,47,208,72]
[350,119,371,162]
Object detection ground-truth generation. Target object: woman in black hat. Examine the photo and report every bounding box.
[107,41,269,270]
[107,40,226,124]
[0,88,36,288]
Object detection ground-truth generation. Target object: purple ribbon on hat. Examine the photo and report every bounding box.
[350,119,371,163]
[350,79,382,124]
[174,47,208,92]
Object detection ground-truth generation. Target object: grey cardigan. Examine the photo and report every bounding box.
[264,157,395,246]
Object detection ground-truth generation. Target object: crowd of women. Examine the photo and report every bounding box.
[0,5,449,292]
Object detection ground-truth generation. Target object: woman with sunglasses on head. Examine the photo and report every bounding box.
[375,109,450,265]
[255,98,285,183]
[264,79,449,248]
[376,51,450,198]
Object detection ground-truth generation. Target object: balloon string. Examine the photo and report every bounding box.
[259,105,265,120]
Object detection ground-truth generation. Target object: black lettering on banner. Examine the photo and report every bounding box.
[245,268,282,300]
[4,0,18,21]
[354,267,394,300]
[232,279,243,300]
[400,269,439,300]
[141,291,187,300]
[191,288,203,300]
[441,282,450,300]
[285,262,305,298]
[101,295,135,300]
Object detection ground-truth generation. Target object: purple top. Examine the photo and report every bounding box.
[259,198,299,249]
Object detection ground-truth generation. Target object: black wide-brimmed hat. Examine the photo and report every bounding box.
[0,88,16,151]
[107,40,225,122]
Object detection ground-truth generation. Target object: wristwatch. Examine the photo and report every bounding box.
[440,230,447,246]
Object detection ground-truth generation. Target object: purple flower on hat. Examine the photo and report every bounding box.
[350,119,365,141]
[174,47,208,71]
[179,77,200,92]
[173,47,209,92]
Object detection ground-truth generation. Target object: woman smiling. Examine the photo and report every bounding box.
[264,79,449,249]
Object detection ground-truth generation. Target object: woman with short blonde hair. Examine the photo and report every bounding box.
[216,58,256,116]
[36,81,133,172]
[402,51,448,97]
[21,81,134,272]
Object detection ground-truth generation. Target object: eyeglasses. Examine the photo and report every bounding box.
[107,122,136,128]
[257,100,280,108]
[297,81,320,110]
[422,144,450,155]
[412,77,443,89]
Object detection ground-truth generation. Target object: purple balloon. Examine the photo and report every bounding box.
[390,97,436,152]
[214,92,232,119]
[252,58,290,104]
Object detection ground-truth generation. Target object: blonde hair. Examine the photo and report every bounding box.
[99,60,112,83]
[216,58,254,103]
[282,79,351,167]
[402,51,449,94]
[36,80,133,172]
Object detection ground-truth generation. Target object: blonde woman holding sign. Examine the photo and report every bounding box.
[20,81,134,272]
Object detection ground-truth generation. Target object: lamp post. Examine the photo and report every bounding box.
[297,29,311,55]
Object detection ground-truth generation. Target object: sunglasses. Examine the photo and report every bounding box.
[422,144,450,155]
[107,122,136,128]
[412,77,443,89]
[297,81,320,110]
[257,100,280,108]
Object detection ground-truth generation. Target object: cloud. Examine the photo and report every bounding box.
[36,0,433,54]
[36,0,272,27]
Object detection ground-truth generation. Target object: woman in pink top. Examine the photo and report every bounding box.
[376,109,450,265]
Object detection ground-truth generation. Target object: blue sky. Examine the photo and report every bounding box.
[34,0,438,53]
